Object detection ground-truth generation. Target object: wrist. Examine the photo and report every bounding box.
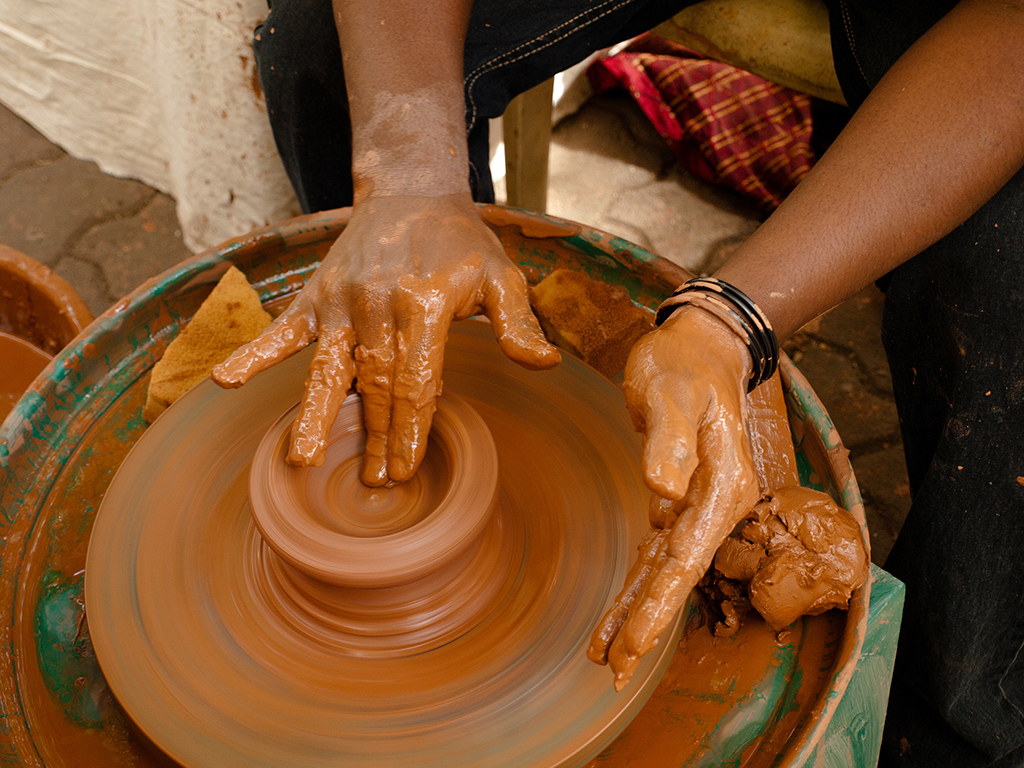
[350,86,470,201]
[656,278,779,392]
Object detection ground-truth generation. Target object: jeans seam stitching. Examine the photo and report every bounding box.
[839,0,870,89]
[999,638,1024,721]
[463,0,635,132]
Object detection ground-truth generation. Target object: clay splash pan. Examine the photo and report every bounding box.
[87,320,678,768]
[0,207,869,768]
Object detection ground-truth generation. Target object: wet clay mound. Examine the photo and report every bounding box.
[85,321,682,768]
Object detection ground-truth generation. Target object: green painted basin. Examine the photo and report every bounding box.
[0,207,872,767]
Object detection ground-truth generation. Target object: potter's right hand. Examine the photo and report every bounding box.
[212,192,560,486]
[588,305,761,690]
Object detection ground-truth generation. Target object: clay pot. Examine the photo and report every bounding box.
[0,244,93,354]
[250,392,499,590]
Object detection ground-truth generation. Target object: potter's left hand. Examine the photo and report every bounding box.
[587,305,761,690]
[212,193,561,486]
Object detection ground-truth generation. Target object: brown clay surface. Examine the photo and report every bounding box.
[585,608,845,768]
[0,244,91,424]
[85,321,682,768]
[13,379,181,768]
[738,486,868,630]
[0,244,93,355]
[701,485,869,637]
[251,392,498,594]
[0,330,52,423]
[11,322,865,768]
[479,205,583,239]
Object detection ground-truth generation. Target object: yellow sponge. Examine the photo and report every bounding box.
[530,269,654,378]
[143,266,271,422]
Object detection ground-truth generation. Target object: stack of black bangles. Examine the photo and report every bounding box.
[654,277,780,392]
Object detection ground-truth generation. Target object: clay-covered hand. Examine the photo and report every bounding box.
[213,192,560,485]
[587,305,761,690]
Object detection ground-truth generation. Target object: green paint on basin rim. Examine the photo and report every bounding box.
[0,207,873,768]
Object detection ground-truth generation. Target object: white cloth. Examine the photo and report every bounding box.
[0,0,299,252]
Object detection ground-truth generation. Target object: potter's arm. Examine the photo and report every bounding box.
[716,0,1024,339]
[334,0,472,201]
[593,0,1024,687]
[214,0,559,485]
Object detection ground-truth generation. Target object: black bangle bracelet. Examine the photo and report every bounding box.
[655,277,780,392]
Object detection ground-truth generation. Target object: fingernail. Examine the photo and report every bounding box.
[287,435,325,467]
[360,455,389,487]
[646,462,681,498]
[391,454,421,484]
[211,363,240,388]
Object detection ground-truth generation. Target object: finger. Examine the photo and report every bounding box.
[385,301,451,483]
[610,425,756,688]
[605,473,714,691]
[212,301,316,387]
[587,528,670,666]
[352,312,396,487]
[480,265,561,370]
[641,399,700,501]
[286,326,357,467]
[605,492,713,693]
[648,494,682,530]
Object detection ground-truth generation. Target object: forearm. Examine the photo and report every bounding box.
[716,0,1024,340]
[332,0,475,200]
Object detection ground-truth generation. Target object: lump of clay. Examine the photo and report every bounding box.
[702,486,869,634]
[529,269,654,378]
[143,266,271,422]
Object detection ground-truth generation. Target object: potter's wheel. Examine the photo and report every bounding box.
[84,320,682,768]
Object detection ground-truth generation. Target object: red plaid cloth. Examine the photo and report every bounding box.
[587,34,816,210]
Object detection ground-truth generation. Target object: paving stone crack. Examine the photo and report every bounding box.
[0,153,67,188]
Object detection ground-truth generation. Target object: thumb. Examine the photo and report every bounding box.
[481,269,561,370]
[642,401,700,501]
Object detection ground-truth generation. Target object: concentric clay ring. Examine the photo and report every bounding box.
[85,321,684,768]
[250,393,498,588]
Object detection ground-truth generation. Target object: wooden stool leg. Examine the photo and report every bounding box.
[502,78,554,212]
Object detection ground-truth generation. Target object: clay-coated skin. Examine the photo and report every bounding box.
[213,193,560,485]
[589,305,760,690]
[214,0,559,484]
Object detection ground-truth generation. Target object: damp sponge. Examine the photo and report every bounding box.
[143,266,271,422]
[530,269,654,378]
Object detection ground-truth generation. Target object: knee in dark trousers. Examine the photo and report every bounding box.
[254,0,354,212]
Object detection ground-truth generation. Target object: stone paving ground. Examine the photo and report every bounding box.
[0,94,910,564]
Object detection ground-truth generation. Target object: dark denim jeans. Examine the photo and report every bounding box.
[256,1,1024,764]
[253,0,684,212]
[826,1,1024,765]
